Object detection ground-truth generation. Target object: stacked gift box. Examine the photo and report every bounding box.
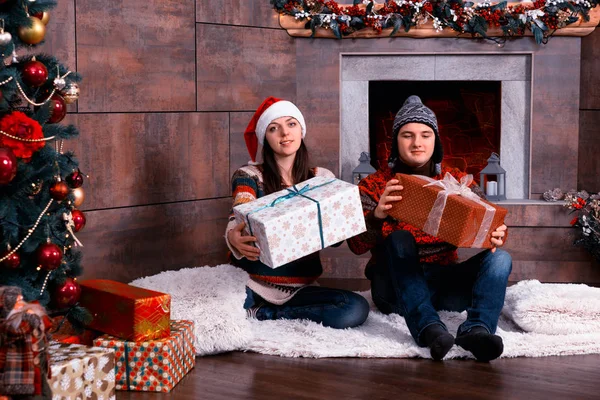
[73,279,195,393]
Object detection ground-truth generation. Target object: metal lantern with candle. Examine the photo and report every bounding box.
[352,152,376,185]
[479,152,506,201]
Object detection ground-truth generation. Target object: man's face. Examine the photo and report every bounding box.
[396,122,436,168]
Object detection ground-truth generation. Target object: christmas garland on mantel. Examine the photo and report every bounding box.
[271,0,600,44]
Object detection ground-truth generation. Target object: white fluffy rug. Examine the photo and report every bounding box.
[131,265,600,360]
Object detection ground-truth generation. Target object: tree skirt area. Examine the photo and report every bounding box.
[130,265,600,360]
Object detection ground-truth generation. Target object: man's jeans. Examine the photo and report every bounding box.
[371,230,512,346]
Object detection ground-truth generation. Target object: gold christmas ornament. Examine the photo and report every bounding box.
[61,82,79,104]
[34,12,50,26]
[17,17,46,45]
[72,187,85,207]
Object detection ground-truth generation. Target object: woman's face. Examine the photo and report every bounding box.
[264,116,302,158]
[396,122,436,168]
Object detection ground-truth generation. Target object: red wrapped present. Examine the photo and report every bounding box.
[388,173,508,248]
[79,280,170,342]
[50,316,100,346]
[94,320,195,392]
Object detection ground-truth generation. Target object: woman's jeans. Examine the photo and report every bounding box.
[245,285,369,329]
[371,230,512,346]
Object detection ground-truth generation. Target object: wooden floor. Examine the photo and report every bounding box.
[119,279,600,399]
[118,352,600,400]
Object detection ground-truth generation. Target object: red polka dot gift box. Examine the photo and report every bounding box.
[388,173,507,249]
[93,320,195,392]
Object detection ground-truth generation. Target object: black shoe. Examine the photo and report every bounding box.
[455,327,504,362]
[421,324,455,361]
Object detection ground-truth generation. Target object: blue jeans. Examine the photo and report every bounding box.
[244,285,370,329]
[371,230,512,346]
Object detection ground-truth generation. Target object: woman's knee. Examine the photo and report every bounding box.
[328,292,370,329]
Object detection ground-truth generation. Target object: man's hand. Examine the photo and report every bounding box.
[374,179,404,219]
[490,224,507,253]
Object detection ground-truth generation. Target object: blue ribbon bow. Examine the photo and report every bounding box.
[245,180,335,252]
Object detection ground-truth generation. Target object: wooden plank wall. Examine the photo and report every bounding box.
[580,28,600,193]
[39,1,599,284]
[38,0,295,282]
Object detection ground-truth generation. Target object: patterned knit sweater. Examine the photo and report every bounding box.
[346,165,487,280]
[225,164,336,304]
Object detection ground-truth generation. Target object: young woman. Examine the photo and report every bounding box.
[347,96,511,361]
[225,96,369,329]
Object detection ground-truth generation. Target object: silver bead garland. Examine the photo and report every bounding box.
[39,270,52,296]
[0,129,55,142]
[0,199,54,262]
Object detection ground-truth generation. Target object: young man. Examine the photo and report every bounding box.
[348,96,511,361]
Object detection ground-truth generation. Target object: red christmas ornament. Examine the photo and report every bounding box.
[71,209,86,232]
[22,60,48,88]
[1,251,20,269]
[0,147,17,185]
[53,278,81,308]
[0,111,45,161]
[48,94,67,124]
[37,242,63,270]
[66,170,84,188]
[49,180,69,200]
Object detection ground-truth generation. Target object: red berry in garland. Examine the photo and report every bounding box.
[22,59,48,88]
[37,242,63,270]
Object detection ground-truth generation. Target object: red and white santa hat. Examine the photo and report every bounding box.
[244,96,306,164]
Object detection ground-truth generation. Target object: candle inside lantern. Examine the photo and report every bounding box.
[486,181,498,196]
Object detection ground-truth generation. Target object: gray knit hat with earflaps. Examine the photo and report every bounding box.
[388,95,444,175]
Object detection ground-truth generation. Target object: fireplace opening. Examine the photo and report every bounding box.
[369,81,501,183]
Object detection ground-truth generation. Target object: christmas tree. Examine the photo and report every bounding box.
[0,0,89,327]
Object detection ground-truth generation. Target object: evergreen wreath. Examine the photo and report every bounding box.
[271,0,599,44]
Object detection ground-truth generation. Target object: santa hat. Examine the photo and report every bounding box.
[244,97,306,165]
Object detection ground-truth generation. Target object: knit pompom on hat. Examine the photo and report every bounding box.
[243,97,306,165]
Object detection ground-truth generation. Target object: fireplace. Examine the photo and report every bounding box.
[340,53,531,200]
[369,81,501,183]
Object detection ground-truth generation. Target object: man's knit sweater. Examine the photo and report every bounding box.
[346,165,487,280]
[225,164,336,305]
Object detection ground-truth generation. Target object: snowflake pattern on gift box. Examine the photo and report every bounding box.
[269,234,281,249]
[293,224,307,239]
[322,214,332,229]
[333,201,342,210]
[342,204,355,219]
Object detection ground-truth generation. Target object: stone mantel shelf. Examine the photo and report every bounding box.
[279,3,600,38]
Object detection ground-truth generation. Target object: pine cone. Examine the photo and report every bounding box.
[542,188,564,202]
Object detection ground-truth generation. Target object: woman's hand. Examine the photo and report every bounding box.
[374,179,404,219]
[490,224,507,253]
[228,222,260,261]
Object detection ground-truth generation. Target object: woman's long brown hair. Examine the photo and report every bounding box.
[262,140,312,195]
